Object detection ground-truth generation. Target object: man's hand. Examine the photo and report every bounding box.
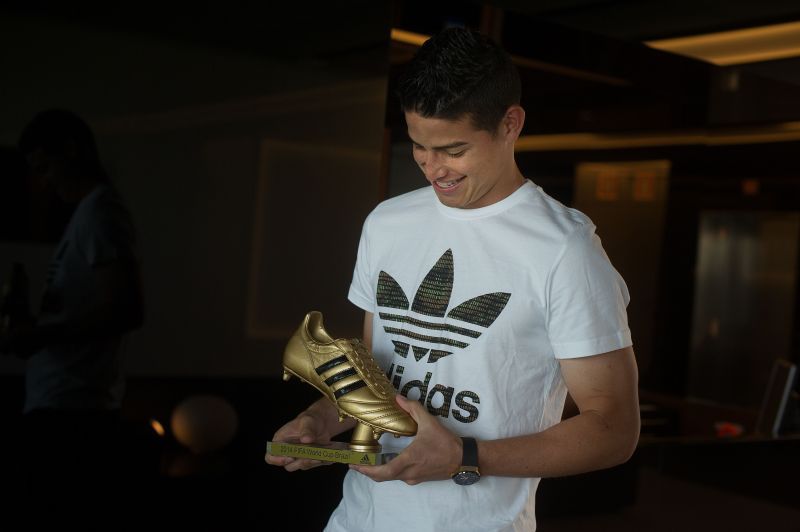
[265,411,336,472]
[349,394,462,485]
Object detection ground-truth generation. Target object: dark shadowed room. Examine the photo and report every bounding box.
[1,1,799,531]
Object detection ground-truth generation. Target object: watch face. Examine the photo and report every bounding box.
[453,470,480,485]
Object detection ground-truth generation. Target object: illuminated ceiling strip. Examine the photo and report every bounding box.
[390,28,630,86]
[390,28,429,47]
[515,122,800,151]
[646,20,800,65]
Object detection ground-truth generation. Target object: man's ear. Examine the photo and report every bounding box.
[501,105,525,143]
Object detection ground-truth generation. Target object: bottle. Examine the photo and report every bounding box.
[0,262,32,336]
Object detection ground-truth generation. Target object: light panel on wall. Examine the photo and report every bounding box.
[646,20,800,66]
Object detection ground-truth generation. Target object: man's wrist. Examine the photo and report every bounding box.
[452,437,482,485]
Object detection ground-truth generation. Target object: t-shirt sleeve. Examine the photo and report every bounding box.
[78,195,138,267]
[546,223,632,359]
[347,213,375,313]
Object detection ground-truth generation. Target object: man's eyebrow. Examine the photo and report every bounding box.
[409,138,469,151]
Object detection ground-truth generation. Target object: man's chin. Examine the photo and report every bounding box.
[435,195,465,209]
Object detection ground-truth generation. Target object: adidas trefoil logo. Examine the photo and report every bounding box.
[376,249,511,363]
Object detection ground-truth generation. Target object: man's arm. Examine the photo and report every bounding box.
[479,346,640,477]
[352,345,640,483]
[362,311,373,351]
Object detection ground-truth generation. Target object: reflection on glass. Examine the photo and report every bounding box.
[688,211,799,408]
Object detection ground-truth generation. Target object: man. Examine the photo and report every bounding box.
[267,27,639,531]
[1,108,144,529]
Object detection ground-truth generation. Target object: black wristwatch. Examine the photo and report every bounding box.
[452,437,481,485]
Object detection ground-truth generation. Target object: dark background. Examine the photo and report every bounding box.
[1,1,799,530]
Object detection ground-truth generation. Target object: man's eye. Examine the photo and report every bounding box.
[448,151,466,158]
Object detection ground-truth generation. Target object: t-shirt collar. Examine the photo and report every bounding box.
[433,179,534,219]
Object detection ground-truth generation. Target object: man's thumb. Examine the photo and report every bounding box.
[395,393,423,422]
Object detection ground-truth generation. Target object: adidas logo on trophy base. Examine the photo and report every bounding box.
[266,311,416,465]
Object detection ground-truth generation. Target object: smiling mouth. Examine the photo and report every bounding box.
[434,176,465,189]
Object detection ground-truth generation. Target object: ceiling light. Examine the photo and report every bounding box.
[646,20,800,65]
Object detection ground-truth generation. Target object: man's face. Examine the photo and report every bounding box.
[406,110,519,209]
[25,148,67,192]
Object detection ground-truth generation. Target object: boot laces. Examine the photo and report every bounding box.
[350,339,395,396]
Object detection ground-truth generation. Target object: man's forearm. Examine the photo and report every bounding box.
[478,407,640,479]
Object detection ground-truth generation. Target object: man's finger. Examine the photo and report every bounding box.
[395,394,426,424]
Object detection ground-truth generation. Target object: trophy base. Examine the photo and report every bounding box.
[266,440,398,465]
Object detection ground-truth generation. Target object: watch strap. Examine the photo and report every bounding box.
[461,437,479,468]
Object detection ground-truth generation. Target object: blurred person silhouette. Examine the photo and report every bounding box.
[0,145,31,241]
[0,108,144,530]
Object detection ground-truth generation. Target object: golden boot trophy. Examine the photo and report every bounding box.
[267,311,416,465]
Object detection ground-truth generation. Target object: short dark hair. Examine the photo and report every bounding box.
[396,27,521,133]
[18,108,107,181]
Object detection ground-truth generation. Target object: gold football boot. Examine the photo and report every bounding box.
[282,311,417,451]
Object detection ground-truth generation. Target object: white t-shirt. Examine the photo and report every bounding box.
[326,180,631,532]
[24,184,138,413]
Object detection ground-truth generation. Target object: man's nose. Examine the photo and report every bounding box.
[420,153,447,180]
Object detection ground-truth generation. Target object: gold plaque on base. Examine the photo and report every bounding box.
[266,441,398,465]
